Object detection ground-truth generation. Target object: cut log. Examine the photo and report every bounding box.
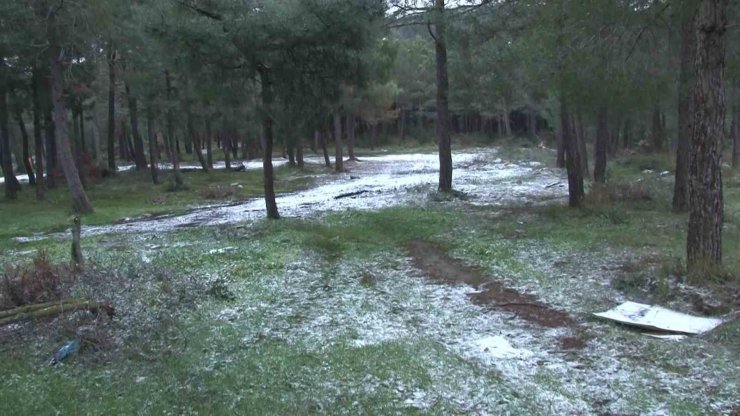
[0,299,114,326]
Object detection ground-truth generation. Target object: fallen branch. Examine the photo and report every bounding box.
[545,182,561,189]
[334,190,370,200]
[0,300,114,326]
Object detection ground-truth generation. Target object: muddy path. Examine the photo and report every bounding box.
[408,240,576,329]
[78,148,565,237]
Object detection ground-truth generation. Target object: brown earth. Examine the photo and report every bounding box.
[407,239,577,331]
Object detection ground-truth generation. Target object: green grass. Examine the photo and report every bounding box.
[0,163,320,248]
[1,143,739,415]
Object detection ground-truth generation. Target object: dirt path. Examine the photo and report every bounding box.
[408,239,588,348]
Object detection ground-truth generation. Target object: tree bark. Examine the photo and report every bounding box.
[333,112,344,172]
[561,98,583,208]
[347,115,357,161]
[258,66,279,219]
[146,104,159,185]
[32,66,45,200]
[556,127,565,168]
[205,118,213,169]
[296,138,304,168]
[434,0,453,192]
[686,0,727,276]
[0,87,20,199]
[651,105,664,151]
[125,82,148,170]
[165,71,183,188]
[673,8,697,212]
[44,89,56,189]
[15,107,36,185]
[593,106,608,183]
[317,129,330,167]
[575,110,589,176]
[107,46,116,173]
[49,20,93,213]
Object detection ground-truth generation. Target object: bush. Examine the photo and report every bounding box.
[1,253,67,309]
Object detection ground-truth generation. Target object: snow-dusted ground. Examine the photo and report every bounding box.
[78,149,566,237]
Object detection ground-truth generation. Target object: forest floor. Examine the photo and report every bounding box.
[1,140,739,415]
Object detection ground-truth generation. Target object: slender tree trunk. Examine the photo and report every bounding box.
[561,98,583,208]
[78,103,86,153]
[733,84,739,168]
[317,130,330,167]
[651,105,664,151]
[49,22,93,213]
[125,82,147,170]
[205,119,213,169]
[333,112,344,172]
[258,66,279,219]
[347,115,357,161]
[400,106,407,141]
[146,104,159,185]
[575,110,589,176]
[297,138,304,168]
[32,66,45,200]
[71,105,87,189]
[687,0,727,276]
[502,99,512,137]
[287,145,296,166]
[556,127,565,168]
[188,116,208,172]
[674,9,697,212]
[107,46,116,173]
[0,86,20,199]
[434,0,453,192]
[44,92,56,188]
[165,71,183,188]
[594,106,608,183]
[15,108,36,185]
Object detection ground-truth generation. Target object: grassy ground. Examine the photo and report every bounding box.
[0,161,322,248]
[1,139,738,415]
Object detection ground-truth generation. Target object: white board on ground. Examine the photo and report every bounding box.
[594,301,723,335]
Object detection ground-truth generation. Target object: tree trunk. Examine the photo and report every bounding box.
[593,105,608,183]
[400,107,407,141]
[556,127,565,168]
[686,0,727,276]
[733,84,739,168]
[107,46,116,173]
[71,104,87,189]
[297,138,304,168]
[146,104,159,185]
[44,87,56,188]
[15,107,36,185]
[575,110,589,176]
[32,66,45,200]
[674,8,697,212]
[501,100,512,137]
[49,22,93,213]
[347,115,357,161]
[188,120,208,173]
[434,0,453,192]
[561,98,583,208]
[205,119,213,169]
[317,130,330,167]
[165,71,183,188]
[125,82,147,170]
[651,105,664,152]
[258,66,279,219]
[287,145,296,166]
[0,87,20,199]
[333,112,344,172]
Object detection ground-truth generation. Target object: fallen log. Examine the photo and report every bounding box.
[0,300,114,326]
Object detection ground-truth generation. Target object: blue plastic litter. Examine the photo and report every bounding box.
[50,339,79,365]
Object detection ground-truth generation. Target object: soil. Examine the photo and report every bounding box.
[407,239,576,329]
